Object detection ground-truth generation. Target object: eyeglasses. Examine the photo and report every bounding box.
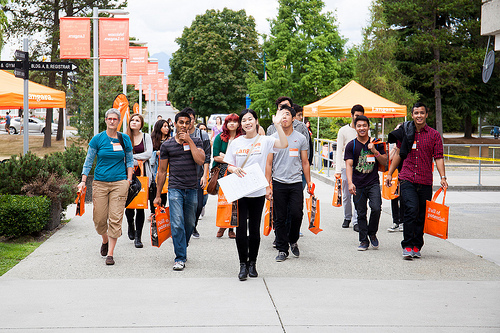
[106,118,119,122]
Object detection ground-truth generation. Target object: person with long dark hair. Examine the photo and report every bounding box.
[125,113,153,248]
[150,119,170,215]
[224,108,288,281]
[212,113,243,238]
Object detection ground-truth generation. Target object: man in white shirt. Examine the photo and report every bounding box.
[335,104,365,231]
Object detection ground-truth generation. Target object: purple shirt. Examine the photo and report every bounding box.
[397,124,443,186]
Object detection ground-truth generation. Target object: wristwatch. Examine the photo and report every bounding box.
[441,176,447,180]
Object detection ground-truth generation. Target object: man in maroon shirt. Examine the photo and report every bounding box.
[386,102,448,260]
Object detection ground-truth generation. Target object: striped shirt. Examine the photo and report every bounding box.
[397,124,443,185]
[159,136,203,190]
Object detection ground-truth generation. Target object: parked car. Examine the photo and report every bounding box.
[165,101,171,106]
[207,114,229,130]
[1,117,58,135]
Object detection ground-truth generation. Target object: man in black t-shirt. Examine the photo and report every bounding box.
[344,115,387,251]
[154,111,205,271]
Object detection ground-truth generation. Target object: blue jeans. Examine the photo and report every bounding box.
[353,183,382,243]
[400,180,432,250]
[168,188,198,262]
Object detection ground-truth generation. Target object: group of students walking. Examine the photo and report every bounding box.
[77,97,448,277]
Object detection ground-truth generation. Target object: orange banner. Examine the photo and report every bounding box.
[100,59,122,76]
[143,62,158,87]
[99,18,129,59]
[127,47,148,75]
[157,73,165,90]
[113,93,130,130]
[60,17,90,59]
[133,102,139,114]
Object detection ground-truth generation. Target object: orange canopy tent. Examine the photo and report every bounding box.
[303,80,406,118]
[0,70,66,109]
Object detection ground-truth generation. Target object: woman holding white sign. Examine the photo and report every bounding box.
[224,108,288,281]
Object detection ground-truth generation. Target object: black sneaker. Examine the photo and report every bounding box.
[275,252,288,262]
[342,219,350,228]
[353,224,359,232]
[192,230,200,239]
[290,243,300,257]
[368,235,379,249]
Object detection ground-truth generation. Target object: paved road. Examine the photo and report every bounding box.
[1,174,499,331]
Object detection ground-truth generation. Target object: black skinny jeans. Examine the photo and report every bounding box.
[236,196,265,264]
[125,208,145,238]
[400,180,432,250]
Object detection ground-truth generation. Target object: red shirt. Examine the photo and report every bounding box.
[397,124,443,185]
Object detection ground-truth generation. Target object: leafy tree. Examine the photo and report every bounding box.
[169,8,260,117]
[4,0,125,146]
[0,0,8,51]
[247,0,353,115]
[381,0,489,136]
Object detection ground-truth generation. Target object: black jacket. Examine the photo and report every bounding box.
[388,121,415,160]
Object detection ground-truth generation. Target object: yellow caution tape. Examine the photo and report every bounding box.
[444,154,500,162]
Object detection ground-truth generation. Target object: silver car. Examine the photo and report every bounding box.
[1,117,58,135]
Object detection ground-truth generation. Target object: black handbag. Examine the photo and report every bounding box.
[117,132,142,206]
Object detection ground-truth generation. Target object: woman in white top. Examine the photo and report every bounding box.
[125,114,153,248]
[224,108,288,281]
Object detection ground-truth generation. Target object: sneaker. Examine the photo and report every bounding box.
[276,252,288,262]
[192,231,200,239]
[105,256,114,265]
[173,261,185,271]
[342,219,351,228]
[412,246,421,258]
[398,224,404,232]
[100,242,108,257]
[353,224,359,232]
[290,243,300,257]
[357,242,369,251]
[402,247,413,260]
[368,235,379,249]
[272,239,277,248]
[387,223,399,232]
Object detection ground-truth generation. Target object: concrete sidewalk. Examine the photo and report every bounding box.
[1,177,499,332]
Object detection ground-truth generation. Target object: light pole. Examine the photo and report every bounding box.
[92,7,129,136]
[147,58,158,133]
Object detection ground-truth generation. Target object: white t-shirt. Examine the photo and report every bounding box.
[224,135,277,197]
[335,124,357,173]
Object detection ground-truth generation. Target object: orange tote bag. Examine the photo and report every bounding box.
[263,199,273,236]
[75,186,86,216]
[382,169,399,200]
[306,184,323,234]
[424,188,449,239]
[332,174,342,207]
[127,161,149,209]
[151,205,171,247]
[216,188,238,228]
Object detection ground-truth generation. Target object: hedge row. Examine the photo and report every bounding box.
[0,195,51,238]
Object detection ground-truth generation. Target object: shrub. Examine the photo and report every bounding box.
[0,195,51,238]
[22,173,77,211]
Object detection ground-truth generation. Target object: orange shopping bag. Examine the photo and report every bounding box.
[216,188,238,228]
[75,186,86,216]
[306,184,322,234]
[424,187,449,239]
[156,165,169,194]
[263,199,273,236]
[151,205,171,247]
[127,161,149,209]
[382,169,399,200]
[332,174,342,207]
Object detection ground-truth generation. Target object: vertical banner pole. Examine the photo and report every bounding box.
[122,59,127,132]
[63,108,67,147]
[154,89,158,125]
[22,38,29,155]
[139,75,142,115]
[148,84,152,133]
[93,7,99,136]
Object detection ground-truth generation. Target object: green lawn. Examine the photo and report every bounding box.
[0,241,42,276]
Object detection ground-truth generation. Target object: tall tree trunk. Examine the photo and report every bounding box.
[464,112,472,138]
[433,46,443,137]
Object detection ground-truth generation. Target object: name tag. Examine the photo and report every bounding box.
[183,143,190,151]
[412,141,417,150]
[112,142,122,151]
[366,154,375,163]
[289,148,299,157]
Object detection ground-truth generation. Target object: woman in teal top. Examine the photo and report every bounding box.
[212,113,242,238]
[78,108,134,266]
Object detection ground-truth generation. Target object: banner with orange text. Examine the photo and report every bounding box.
[100,59,122,76]
[99,18,129,59]
[60,17,90,59]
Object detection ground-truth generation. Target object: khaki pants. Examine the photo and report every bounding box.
[92,180,129,238]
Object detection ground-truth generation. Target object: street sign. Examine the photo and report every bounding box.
[15,50,28,61]
[14,68,27,79]
[0,61,22,70]
[29,62,77,71]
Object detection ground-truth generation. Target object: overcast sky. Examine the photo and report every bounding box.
[1,0,373,62]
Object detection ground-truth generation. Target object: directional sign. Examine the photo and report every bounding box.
[29,62,77,71]
[14,68,28,79]
[15,50,28,61]
[0,61,22,70]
